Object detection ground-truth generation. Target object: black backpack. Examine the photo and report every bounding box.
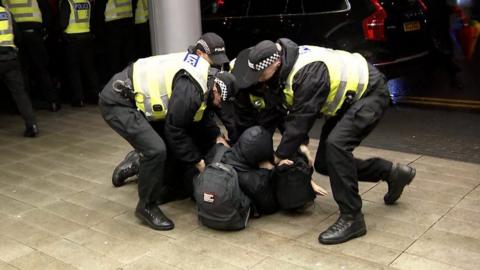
[273,153,316,210]
[193,145,251,230]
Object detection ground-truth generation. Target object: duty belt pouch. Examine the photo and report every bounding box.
[273,153,315,210]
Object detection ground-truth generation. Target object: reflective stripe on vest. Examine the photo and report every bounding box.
[284,46,369,116]
[3,0,42,23]
[64,0,90,34]
[105,0,132,22]
[249,94,265,111]
[134,0,147,24]
[132,52,210,121]
[0,8,16,48]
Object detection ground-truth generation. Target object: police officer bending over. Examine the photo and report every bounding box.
[234,39,416,244]
[0,4,38,137]
[99,51,236,231]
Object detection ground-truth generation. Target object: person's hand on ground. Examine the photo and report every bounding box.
[196,159,206,173]
[299,144,314,168]
[311,180,328,196]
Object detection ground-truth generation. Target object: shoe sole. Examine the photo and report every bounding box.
[319,228,367,245]
[384,167,416,205]
[135,211,174,231]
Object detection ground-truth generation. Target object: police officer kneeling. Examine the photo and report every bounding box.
[99,52,236,230]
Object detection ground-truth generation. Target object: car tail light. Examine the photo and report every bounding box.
[216,0,225,8]
[417,0,428,13]
[362,0,387,41]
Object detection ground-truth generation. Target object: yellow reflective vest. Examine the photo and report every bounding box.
[134,0,147,25]
[283,46,369,116]
[0,6,15,48]
[105,0,132,22]
[64,0,90,34]
[132,52,211,122]
[3,0,42,23]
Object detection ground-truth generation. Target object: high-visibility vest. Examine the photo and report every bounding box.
[283,46,369,116]
[0,7,15,48]
[134,0,147,25]
[64,0,90,34]
[132,52,211,122]
[105,0,132,22]
[3,0,42,23]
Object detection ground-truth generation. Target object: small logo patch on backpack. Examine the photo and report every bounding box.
[203,192,215,203]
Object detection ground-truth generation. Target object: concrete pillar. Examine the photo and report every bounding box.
[148,0,202,55]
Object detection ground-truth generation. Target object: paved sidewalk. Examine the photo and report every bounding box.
[0,106,479,270]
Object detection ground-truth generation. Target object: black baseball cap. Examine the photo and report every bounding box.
[195,32,229,66]
[235,40,281,89]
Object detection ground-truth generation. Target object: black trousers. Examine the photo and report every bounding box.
[99,73,167,206]
[134,22,151,60]
[64,34,99,103]
[314,75,393,215]
[104,22,134,80]
[19,30,57,103]
[0,59,36,126]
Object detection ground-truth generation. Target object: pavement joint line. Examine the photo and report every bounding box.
[387,168,480,268]
[399,96,480,105]
[394,98,480,110]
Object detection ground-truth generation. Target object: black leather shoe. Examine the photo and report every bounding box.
[49,102,61,112]
[384,163,416,205]
[71,100,85,107]
[135,201,174,230]
[24,124,39,138]
[318,213,366,245]
[112,150,140,187]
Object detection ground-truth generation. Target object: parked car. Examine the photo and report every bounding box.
[201,0,430,78]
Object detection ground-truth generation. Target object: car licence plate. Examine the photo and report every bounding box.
[403,21,421,32]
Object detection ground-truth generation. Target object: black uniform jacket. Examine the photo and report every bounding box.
[221,126,278,215]
[274,38,388,159]
[219,47,287,144]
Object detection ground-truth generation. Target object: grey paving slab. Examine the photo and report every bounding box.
[406,229,480,269]
[122,256,180,270]
[65,228,150,264]
[38,239,122,270]
[391,253,466,270]
[1,106,480,269]
[0,235,34,262]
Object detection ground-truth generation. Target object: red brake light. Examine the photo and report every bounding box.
[216,0,225,8]
[362,0,387,41]
[417,0,428,13]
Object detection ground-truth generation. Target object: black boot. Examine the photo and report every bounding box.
[112,150,140,187]
[384,163,416,205]
[135,201,174,230]
[24,124,39,138]
[318,213,366,245]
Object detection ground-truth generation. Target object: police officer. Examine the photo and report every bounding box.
[99,50,235,230]
[2,0,59,111]
[58,0,99,107]
[111,32,231,188]
[0,4,38,136]
[93,0,134,81]
[235,39,416,244]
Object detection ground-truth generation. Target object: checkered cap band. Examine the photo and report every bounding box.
[214,78,228,101]
[196,39,211,54]
[248,53,280,71]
